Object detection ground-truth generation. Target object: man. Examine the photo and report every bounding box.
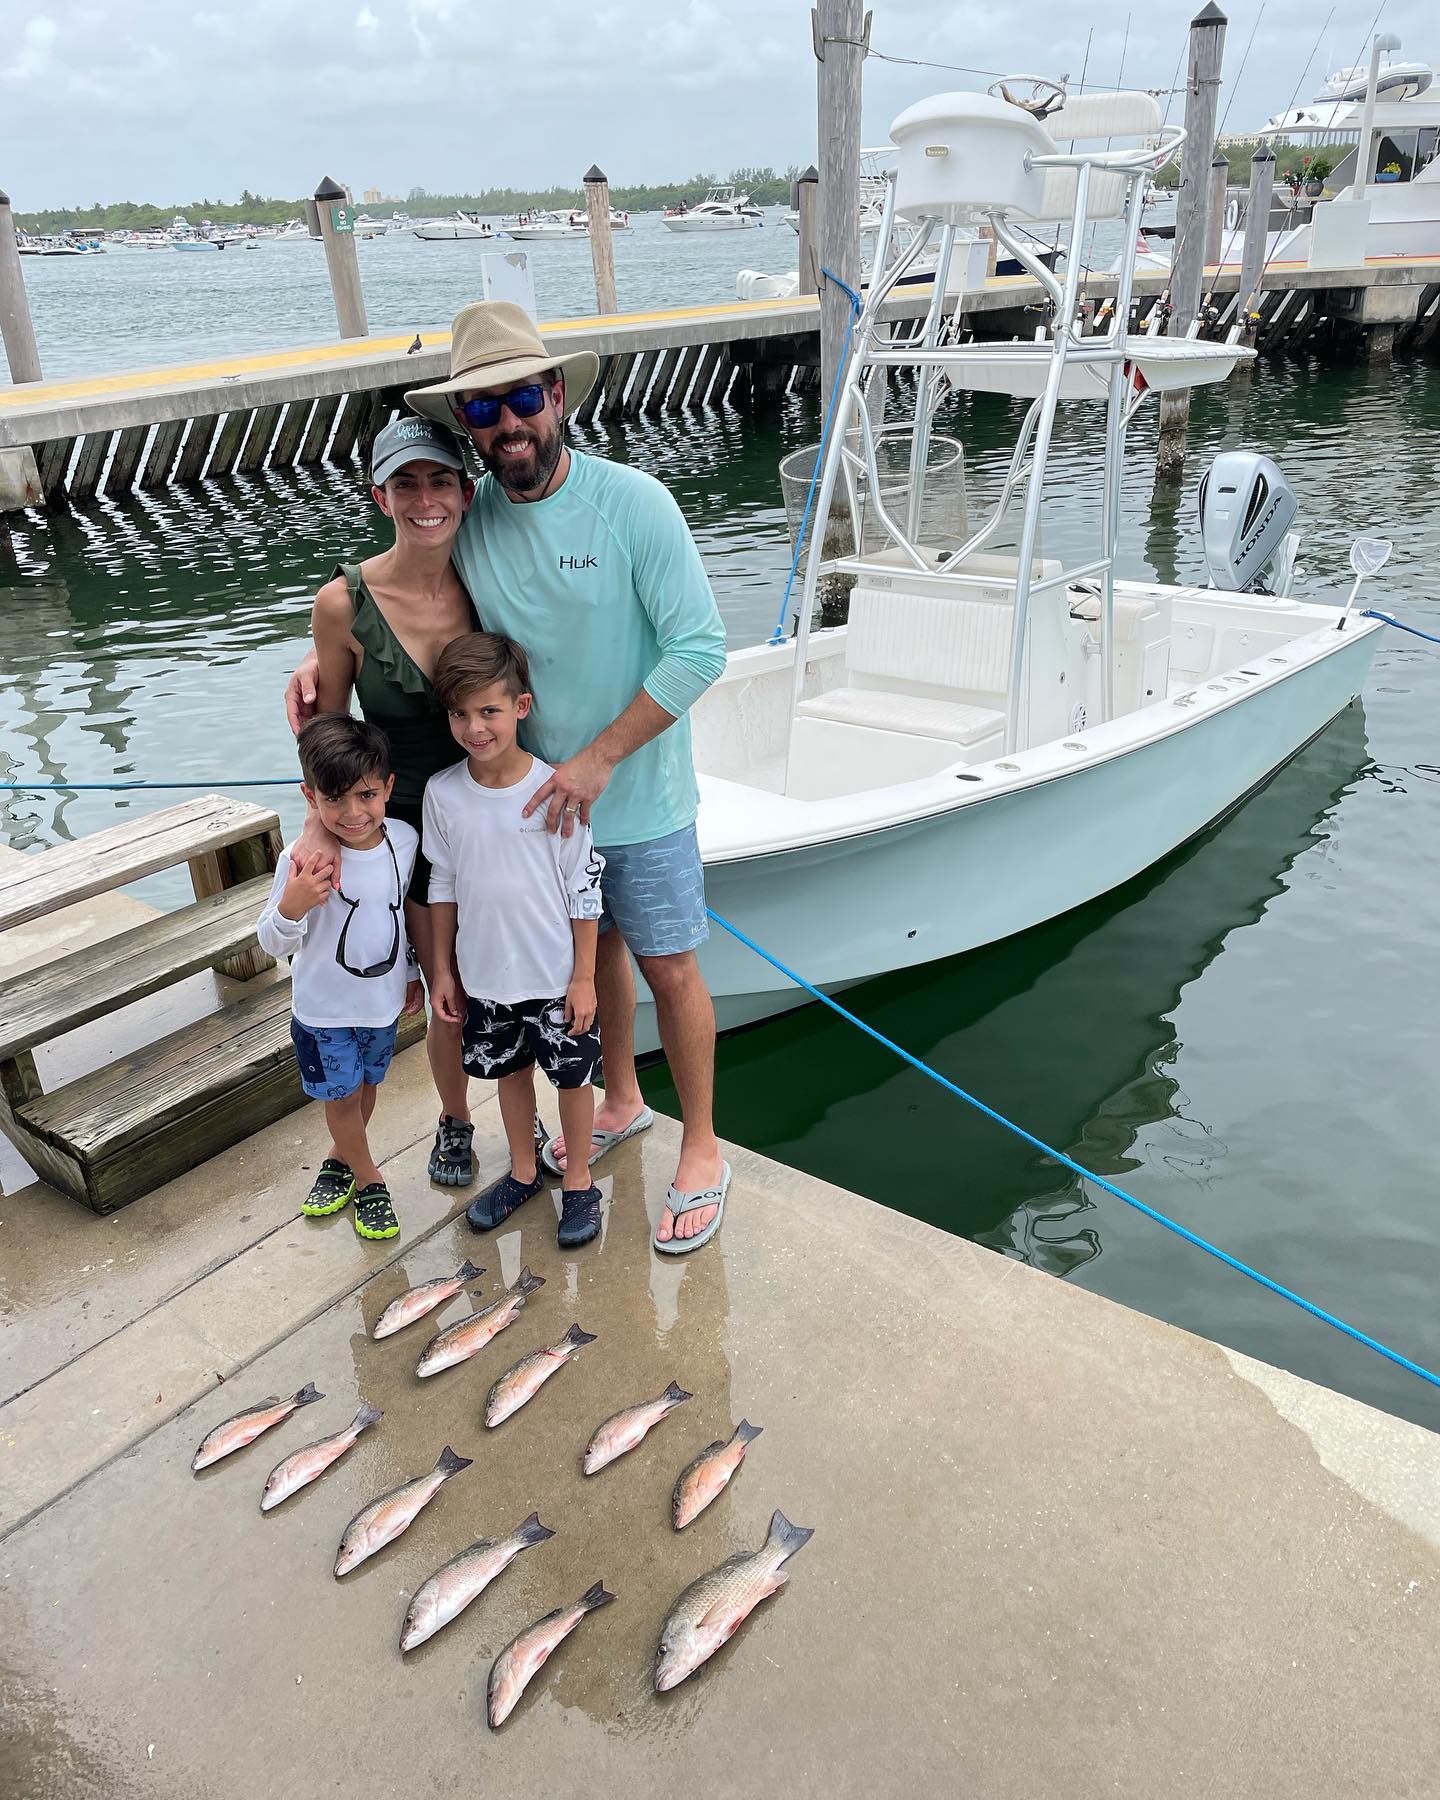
[407,302,729,1252]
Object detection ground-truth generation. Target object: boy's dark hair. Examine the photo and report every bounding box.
[431,632,532,710]
[297,713,391,798]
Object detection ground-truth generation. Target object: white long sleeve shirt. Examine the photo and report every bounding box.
[422,757,604,1004]
[256,821,419,1029]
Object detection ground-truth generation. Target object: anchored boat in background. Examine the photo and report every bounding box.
[643,80,1387,1051]
[662,185,764,232]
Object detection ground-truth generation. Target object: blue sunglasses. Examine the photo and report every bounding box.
[453,383,549,430]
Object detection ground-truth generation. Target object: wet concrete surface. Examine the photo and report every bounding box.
[5,1103,1440,1798]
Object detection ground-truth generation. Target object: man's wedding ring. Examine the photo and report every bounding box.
[564,803,580,815]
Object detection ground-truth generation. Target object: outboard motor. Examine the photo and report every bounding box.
[1197,451,1300,595]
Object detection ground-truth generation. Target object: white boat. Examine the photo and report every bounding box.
[640,83,1384,1051]
[503,209,595,241]
[412,210,497,241]
[661,185,764,232]
[272,219,316,243]
[1247,53,1440,261]
[108,231,174,251]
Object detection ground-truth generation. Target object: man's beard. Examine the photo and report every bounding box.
[481,420,564,495]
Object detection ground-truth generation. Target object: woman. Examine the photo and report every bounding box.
[284,417,485,1188]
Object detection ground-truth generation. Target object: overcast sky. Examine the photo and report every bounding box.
[2,0,1430,208]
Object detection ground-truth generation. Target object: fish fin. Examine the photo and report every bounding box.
[514,1267,545,1295]
[559,1323,597,1350]
[515,1512,555,1545]
[578,1581,616,1611]
[435,1444,474,1476]
[767,1509,814,1562]
[456,1259,486,1281]
[353,1403,382,1430]
[293,1382,324,1407]
[734,1419,763,1444]
[662,1382,693,1405]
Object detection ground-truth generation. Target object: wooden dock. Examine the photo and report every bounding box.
[1,258,1437,512]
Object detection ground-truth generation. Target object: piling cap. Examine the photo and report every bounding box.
[583,164,607,184]
[314,175,346,201]
[0,189,9,206]
[1192,1,1227,23]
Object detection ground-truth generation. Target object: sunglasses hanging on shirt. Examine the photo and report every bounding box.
[334,832,402,979]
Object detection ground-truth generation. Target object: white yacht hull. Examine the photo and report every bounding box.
[661,212,761,232]
[632,619,1378,1055]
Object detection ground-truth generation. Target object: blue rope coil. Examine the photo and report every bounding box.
[705,904,1440,1397]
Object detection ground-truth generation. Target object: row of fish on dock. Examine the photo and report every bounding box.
[188,1255,813,1722]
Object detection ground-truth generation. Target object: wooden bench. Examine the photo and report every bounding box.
[0,795,423,1213]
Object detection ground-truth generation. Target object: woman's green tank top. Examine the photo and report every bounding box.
[339,561,478,809]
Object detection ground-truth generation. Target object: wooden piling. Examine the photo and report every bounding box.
[174,414,221,484]
[643,346,684,416]
[314,177,368,340]
[206,410,252,479]
[814,0,867,411]
[102,425,150,497]
[298,395,341,464]
[326,391,370,464]
[1237,148,1274,337]
[139,418,185,488]
[794,165,821,295]
[1205,153,1228,268]
[666,343,706,412]
[1157,2,1228,480]
[269,398,314,468]
[622,348,662,417]
[0,189,42,384]
[583,166,619,316]
[236,404,283,473]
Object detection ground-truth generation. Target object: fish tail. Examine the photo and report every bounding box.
[559,1323,597,1350]
[734,1419,763,1444]
[577,1580,616,1611]
[662,1381,693,1405]
[514,1267,546,1295]
[352,1402,382,1431]
[435,1444,474,1477]
[767,1509,815,1562]
[293,1381,324,1407]
[515,1511,556,1545]
[456,1259,486,1282]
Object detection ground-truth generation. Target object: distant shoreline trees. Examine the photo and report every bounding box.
[14,167,801,234]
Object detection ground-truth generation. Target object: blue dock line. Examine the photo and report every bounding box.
[705,904,1440,1396]
[1362,608,1440,647]
[0,778,296,792]
[766,267,864,647]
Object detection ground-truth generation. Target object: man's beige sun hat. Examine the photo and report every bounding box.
[405,301,600,427]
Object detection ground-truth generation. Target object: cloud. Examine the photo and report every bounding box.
[4,0,1436,205]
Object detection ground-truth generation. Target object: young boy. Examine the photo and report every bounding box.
[258,715,423,1240]
[423,632,606,1249]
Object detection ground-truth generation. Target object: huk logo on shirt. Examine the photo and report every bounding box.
[559,553,598,571]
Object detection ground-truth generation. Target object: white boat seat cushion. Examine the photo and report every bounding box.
[847,588,1013,693]
[798,686,1004,746]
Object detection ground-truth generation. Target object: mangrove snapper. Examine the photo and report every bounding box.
[654,1510,814,1691]
[671,1419,762,1529]
[399,1512,554,1651]
[260,1402,381,1511]
[373,1260,486,1340]
[484,1324,597,1429]
[415,1269,545,1378]
[333,1444,472,1576]
[582,1381,692,1475]
[190,1381,323,1472]
[487,1581,615,1728]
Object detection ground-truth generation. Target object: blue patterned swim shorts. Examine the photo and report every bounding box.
[290,1019,399,1101]
[595,824,708,957]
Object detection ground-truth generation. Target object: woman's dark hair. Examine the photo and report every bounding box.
[431,632,533,709]
[297,714,392,798]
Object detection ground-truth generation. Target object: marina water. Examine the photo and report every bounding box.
[2,245,1438,1432]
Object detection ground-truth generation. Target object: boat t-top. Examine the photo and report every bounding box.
[653,79,1386,1051]
[412,210,497,241]
[661,185,763,231]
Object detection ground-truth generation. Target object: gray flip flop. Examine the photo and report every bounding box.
[653,1161,731,1256]
[541,1105,654,1176]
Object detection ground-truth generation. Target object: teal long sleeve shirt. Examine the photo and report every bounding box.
[451,450,727,847]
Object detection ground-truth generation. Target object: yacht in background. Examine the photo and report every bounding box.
[662,185,764,231]
[412,211,497,241]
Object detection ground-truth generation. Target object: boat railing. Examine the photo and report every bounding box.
[784,90,1214,768]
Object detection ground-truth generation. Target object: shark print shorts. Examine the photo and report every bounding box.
[461,996,604,1090]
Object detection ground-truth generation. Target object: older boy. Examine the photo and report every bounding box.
[423,633,607,1249]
